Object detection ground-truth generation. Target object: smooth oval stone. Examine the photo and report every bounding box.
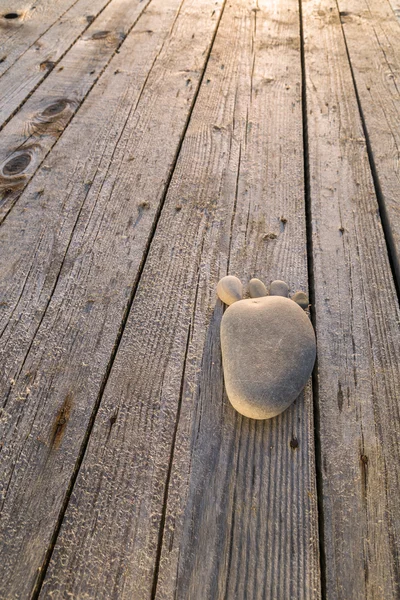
[221,296,316,419]
[292,290,309,309]
[249,278,267,298]
[217,275,242,305]
[269,280,289,297]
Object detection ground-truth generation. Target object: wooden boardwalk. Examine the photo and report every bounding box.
[0,0,399,598]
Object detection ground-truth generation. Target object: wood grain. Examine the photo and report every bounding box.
[40,0,320,598]
[0,0,225,597]
[337,0,400,286]
[0,0,152,224]
[303,0,400,597]
[0,0,79,77]
[0,0,111,129]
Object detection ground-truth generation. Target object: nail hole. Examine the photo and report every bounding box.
[2,153,31,176]
[3,12,19,19]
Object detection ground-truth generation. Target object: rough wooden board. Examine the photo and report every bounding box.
[0,0,111,129]
[0,0,225,597]
[40,1,320,598]
[337,0,400,286]
[0,0,79,77]
[303,0,400,597]
[388,0,400,22]
[0,0,152,224]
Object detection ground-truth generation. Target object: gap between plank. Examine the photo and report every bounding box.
[0,0,83,80]
[298,1,327,598]
[0,0,116,133]
[1,30,160,412]
[335,0,400,300]
[150,3,227,594]
[150,323,192,600]
[0,0,153,224]
[31,2,227,597]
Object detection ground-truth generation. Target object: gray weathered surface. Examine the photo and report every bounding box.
[0,0,151,223]
[0,0,225,596]
[0,0,110,128]
[303,0,400,597]
[40,1,320,598]
[0,0,79,77]
[1,0,400,597]
[337,0,400,285]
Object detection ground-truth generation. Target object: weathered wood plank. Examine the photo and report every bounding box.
[0,0,111,129]
[40,1,320,598]
[337,0,400,286]
[0,0,79,76]
[303,0,400,597]
[388,0,400,22]
[0,0,225,597]
[0,0,152,223]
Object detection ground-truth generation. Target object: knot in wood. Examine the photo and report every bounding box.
[2,152,31,176]
[91,30,110,40]
[42,99,69,118]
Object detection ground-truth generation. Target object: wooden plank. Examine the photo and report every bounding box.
[0,0,225,597]
[40,0,320,598]
[303,0,400,597]
[0,0,152,224]
[0,0,111,129]
[388,0,400,22]
[0,0,79,76]
[337,0,400,286]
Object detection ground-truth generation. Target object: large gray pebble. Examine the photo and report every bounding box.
[221,296,316,419]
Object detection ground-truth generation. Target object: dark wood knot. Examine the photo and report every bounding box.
[91,30,110,40]
[2,152,31,176]
[3,12,19,19]
[42,99,69,118]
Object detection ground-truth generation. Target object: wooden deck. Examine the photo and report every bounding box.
[1,0,400,598]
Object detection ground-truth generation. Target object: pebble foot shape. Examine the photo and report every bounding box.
[217,277,316,419]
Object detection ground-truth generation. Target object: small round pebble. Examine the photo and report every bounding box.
[269,280,289,297]
[292,291,309,310]
[216,275,243,305]
[248,278,267,298]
